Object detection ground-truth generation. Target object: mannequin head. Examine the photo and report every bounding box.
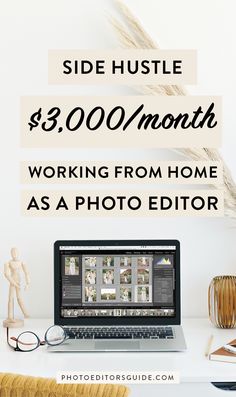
[11,247,19,260]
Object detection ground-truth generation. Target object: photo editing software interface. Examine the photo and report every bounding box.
[60,245,176,318]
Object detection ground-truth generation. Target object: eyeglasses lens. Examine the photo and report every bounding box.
[17,332,39,352]
[45,326,66,346]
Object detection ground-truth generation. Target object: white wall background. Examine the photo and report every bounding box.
[0,0,235,319]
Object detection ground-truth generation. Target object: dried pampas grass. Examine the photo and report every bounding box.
[111,0,236,218]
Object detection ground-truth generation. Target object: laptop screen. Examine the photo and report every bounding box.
[58,244,177,319]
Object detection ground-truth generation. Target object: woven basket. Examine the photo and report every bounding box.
[0,373,130,397]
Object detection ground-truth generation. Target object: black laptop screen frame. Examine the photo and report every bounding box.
[54,240,181,326]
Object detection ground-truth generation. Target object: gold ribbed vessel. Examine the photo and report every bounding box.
[208,276,236,328]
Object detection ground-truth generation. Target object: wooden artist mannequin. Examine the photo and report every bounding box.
[3,248,30,328]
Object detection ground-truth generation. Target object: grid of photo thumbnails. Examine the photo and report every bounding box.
[83,255,152,304]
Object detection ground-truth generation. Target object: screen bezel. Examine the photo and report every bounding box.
[54,239,181,326]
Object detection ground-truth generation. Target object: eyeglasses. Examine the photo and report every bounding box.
[6,325,68,352]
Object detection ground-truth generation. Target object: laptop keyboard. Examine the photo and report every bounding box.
[65,326,174,340]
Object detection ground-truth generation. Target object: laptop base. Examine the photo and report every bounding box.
[48,325,186,352]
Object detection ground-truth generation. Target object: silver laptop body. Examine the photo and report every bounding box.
[49,240,187,352]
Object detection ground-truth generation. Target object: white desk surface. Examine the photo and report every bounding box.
[0,318,236,383]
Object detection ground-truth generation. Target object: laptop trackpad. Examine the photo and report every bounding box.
[95,341,140,351]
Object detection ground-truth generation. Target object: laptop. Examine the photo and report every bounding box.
[50,240,187,352]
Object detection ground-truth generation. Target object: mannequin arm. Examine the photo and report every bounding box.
[22,263,30,286]
[4,263,19,288]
